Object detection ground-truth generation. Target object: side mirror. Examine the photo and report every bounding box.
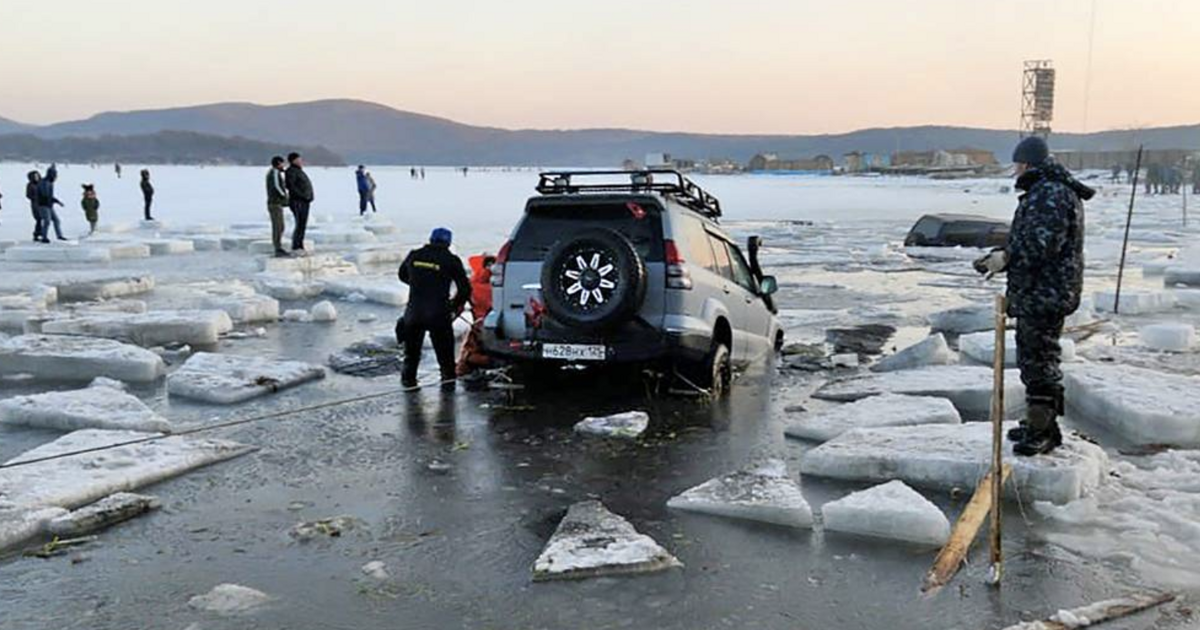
[759,276,778,296]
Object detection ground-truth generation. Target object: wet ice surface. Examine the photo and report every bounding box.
[0,169,1197,629]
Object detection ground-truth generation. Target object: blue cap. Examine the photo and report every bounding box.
[430,227,453,244]
[1012,136,1049,166]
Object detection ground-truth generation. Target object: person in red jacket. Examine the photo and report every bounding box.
[456,253,496,377]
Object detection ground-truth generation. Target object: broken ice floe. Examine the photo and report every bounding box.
[1033,449,1200,588]
[1163,265,1200,288]
[958,330,1076,367]
[45,492,161,537]
[361,560,389,580]
[0,507,68,553]
[784,393,961,443]
[533,500,681,581]
[928,304,998,335]
[323,276,409,307]
[821,480,950,547]
[666,459,813,528]
[155,282,280,324]
[1064,363,1200,446]
[813,365,1024,420]
[142,239,194,256]
[5,244,111,263]
[0,429,254,552]
[40,310,233,347]
[168,352,326,404]
[290,515,363,541]
[800,422,1108,504]
[0,383,171,433]
[188,584,271,615]
[1094,290,1176,315]
[871,333,954,372]
[54,275,155,302]
[1138,323,1195,352]
[574,411,649,439]
[309,300,338,322]
[0,334,166,383]
[825,324,895,355]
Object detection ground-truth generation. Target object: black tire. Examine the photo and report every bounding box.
[694,342,732,398]
[540,227,646,331]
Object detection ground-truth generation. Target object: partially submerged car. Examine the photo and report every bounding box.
[904,213,1009,248]
[481,170,783,396]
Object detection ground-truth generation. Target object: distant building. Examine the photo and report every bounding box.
[843,151,891,173]
[748,153,834,172]
[621,158,639,171]
[645,152,672,168]
[891,148,997,169]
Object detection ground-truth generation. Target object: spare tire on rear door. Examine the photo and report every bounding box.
[541,227,646,331]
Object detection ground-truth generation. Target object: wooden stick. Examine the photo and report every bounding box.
[1114,145,1143,315]
[921,464,1012,594]
[989,294,1006,586]
[1000,591,1175,629]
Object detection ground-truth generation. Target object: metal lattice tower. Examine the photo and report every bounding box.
[1020,60,1055,139]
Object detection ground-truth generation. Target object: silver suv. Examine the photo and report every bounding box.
[480,170,783,395]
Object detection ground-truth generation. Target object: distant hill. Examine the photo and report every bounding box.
[14,99,1200,166]
[0,115,32,135]
[0,131,344,166]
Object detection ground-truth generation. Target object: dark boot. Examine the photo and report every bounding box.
[1012,402,1062,456]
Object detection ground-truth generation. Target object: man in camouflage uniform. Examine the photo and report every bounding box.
[974,136,1093,456]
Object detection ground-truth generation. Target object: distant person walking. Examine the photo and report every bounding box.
[284,152,314,253]
[25,171,42,242]
[397,228,470,390]
[140,169,155,220]
[355,165,374,215]
[81,184,100,235]
[265,156,290,258]
[35,164,66,242]
[366,171,378,212]
[114,162,122,178]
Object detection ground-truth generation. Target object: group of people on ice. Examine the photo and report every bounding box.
[3,165,156,242]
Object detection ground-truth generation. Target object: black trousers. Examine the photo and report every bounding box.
[358,192,369,215]
[289,200,310,250]
[143,193,153,220]
[1015,313,1066,416]
[402,318,457,384]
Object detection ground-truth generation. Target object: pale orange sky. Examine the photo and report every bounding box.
[1,0,1197,134]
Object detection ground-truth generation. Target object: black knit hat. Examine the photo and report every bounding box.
[1012,136,1049,165]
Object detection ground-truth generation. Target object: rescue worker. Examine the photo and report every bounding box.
[398,228,470,390]
[456,253,496,377]
[974,136,1093,456]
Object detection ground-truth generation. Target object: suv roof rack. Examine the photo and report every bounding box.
[536,169,722,221]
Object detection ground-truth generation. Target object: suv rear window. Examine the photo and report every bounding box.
[509,203,664,262]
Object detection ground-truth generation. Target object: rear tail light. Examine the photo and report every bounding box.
[491,240,512,287]
[664,240,692,290]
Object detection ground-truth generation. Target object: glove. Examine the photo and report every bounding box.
[972,248,1008,278]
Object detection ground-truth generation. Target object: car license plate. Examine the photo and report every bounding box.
[542,343,606,361]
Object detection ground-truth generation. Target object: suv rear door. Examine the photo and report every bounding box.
[498,200,666,340]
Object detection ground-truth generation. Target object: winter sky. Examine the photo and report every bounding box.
[0,0,1197,134]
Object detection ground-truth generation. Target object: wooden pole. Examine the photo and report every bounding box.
[922,465,1011,595]
[1114,145,1143,315]
[999,592,1175,630]
[988,294,1006,586]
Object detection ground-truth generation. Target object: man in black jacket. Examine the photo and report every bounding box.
[284,152,314,253]
[974,136,1093,456]
[25,171,42,242]
[398,228,471,390]
[36,164,66,242]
